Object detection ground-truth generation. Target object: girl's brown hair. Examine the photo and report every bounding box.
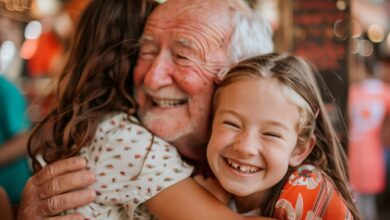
[214,53,361,219]
[28,0,156,171]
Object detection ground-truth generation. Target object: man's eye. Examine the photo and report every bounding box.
[174,55,194,66]
[175,54,188,60]
[223,121,240,129]
[139,51,157,60]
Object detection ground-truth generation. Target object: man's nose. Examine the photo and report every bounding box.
[233,131,260,157]
[143,52,174,90]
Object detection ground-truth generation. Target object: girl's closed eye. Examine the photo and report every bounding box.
[263,132,282,139]
[222,120,241,129]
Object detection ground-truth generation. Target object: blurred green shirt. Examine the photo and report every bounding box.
[0,76,32,204]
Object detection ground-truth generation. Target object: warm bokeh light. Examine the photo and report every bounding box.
[0,41,16,72]
[25,21,43,40]
[33,0,62,17]
[386,32,390,52]
[351,19,363,38]
[20,39,39,60]
[358,39,374,57]
[367,24,385,43]
[334,19,348,40]
[351,37,359,54]
[336,0,347,11]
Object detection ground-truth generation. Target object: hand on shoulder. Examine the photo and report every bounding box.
[17,157,96,220]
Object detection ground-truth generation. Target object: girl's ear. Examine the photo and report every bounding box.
[289,135,316,167]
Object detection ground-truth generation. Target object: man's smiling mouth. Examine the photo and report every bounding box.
[152,97,188,107]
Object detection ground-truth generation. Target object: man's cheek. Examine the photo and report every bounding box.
[177,65,215,86]
[135,92,148,116]
[133,71,143,86]
[133,61,150,85]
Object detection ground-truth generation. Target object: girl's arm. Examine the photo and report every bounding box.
[98,119,275,220]
[194,174,231,204]
[146,178,275,220]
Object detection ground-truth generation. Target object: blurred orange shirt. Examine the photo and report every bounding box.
[27,31,62,77]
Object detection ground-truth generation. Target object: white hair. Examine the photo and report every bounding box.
[228,1,274,64]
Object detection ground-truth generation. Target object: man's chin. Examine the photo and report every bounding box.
[154,128,186,142]
[142,116,192,142]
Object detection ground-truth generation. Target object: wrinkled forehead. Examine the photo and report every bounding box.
[152,0,230,19]
[146,0,232,37]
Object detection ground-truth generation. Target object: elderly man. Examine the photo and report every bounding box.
[18,0,273,219]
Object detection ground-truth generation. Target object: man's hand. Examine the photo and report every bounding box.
[18,157,96,220]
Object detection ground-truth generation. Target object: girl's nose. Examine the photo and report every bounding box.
[233,131,259,157]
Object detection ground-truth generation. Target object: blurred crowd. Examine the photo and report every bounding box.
[0,0,389,219]
[0,1,90,219]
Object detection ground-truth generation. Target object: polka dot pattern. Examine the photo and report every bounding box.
[65,113,193,219]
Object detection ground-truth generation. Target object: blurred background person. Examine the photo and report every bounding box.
[0,2,89,218]
[348,54,390,220]
[0,74,31,217]
[0,186,13,220]
[1,0,390,219]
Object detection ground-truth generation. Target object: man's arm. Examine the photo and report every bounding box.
[18,157,96,220]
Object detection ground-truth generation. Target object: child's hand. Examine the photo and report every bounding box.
[193,175,231,205]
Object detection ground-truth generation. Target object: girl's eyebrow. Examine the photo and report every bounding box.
[215,109,239,119]
[218,109,239,116]
[265,120,290,131]
[219,109,291,131]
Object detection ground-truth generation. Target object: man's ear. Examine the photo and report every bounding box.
[289,135,316,167]
[214,62,238,84]
[214,68,230,84]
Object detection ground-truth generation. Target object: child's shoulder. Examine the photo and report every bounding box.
[98,112,146,135]
[274,164,353,220]
[285,164,323,189]
[278,164,325,202]
[280,164,338,199]
[100,112,139,127]
[94,112,181,156]
[85,112,155,150]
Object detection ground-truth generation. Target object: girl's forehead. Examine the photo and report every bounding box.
[217,76,305,115]
[223,76,279,89]
[215,78,301,131]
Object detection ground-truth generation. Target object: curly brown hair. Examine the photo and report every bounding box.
[28,0,156,172]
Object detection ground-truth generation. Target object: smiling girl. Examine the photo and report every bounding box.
[206,53,362,220]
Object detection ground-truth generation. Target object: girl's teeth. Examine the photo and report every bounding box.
[231,162,239,169]
[239,166,248,172]
[226,159,260,174]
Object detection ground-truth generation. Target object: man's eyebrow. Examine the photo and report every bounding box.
[139,35,155,44]
[174,38,195,50]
